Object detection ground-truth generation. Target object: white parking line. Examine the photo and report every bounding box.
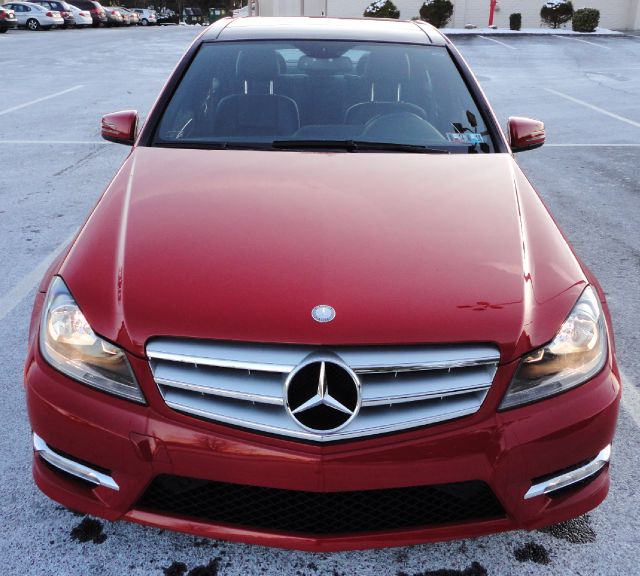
[553,35,610,49]
[0,85,84,118]
[621,371,640,429]
[478,35,516,49]
[544,88,640,129]
[0,231,77,323]
[0,140,109,145]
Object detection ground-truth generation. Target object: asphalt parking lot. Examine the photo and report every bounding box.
[1,25,640,576]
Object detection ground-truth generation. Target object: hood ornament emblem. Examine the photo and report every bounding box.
[311,305,335,323]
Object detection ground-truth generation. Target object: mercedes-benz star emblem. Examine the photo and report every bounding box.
[311,304,336,323]
[284,357,360,433]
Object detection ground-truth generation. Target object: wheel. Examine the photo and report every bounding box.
[0,28,7,33]
[141,18,148,25]
[26,18,41,31]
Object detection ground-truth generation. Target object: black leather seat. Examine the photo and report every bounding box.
[213,48,300,137]
[344,49,426,125]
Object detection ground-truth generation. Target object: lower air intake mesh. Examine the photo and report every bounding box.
[137,475,505,535]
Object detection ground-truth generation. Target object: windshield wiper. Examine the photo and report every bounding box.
[272,140,449,154]
[154,141,274,151]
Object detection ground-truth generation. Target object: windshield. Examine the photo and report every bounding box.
[155,41,494,154]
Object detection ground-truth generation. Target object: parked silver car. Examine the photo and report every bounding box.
[3,1,63,29]
[132,7,155,25]
[117,6,138,24]
[68,2,90,26]
[102,4,122,25]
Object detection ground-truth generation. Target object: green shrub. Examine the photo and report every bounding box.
[419,0,454,28]
[540,0,574,28]
[509,13,522,30]
[363,0,400,19]
[572,8,600,32]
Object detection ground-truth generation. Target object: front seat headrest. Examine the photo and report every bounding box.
[236,48,281,80]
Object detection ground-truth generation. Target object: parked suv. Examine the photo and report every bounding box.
[31,0,74,27]
[67,0,104,26]
[182,6,204,24]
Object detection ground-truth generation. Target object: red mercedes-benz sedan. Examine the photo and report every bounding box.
[25,17,620,551]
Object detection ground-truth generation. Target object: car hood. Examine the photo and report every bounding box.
[60,147,586,362]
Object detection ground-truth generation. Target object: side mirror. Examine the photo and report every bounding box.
[101,110,138,145]
[507,117,545,153]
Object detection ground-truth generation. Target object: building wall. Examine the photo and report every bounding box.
[632,0,640,29]
[263,0,640,30]
[451,0,638,30]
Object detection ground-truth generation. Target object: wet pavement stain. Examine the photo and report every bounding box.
[163,562,188,576]
[539,514,596,544]
[514,542,551,564]
[69,517,107,544]
[397,561,488,576]
[192,538,212,547]
[185,558,221,576]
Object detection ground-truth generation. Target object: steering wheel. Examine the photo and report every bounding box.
[361,112,446,143]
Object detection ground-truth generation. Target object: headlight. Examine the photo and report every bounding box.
[40,276,145,403]
[500,285,607,410]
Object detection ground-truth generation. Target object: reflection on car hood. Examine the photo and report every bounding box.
[60,147,586,361]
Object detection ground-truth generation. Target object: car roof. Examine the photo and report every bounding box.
[12,1,47,7]
[203,17,446,46]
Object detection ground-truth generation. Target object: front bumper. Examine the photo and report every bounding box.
[25,335,620,551]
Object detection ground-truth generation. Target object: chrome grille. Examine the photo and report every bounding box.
[147,339,500,442]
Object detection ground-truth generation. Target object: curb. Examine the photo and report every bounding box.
[443,31,623,37]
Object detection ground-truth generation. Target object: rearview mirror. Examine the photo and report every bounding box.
[101,110,138,146]
[507,117,545,153]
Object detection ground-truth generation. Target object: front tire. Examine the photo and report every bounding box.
[26,18,41,31]
[141,18,148,25]
[0,28,7,33]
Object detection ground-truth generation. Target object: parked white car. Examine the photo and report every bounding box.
[2,1,63,29]
[68,2,90,26]
[132,7,155,25]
